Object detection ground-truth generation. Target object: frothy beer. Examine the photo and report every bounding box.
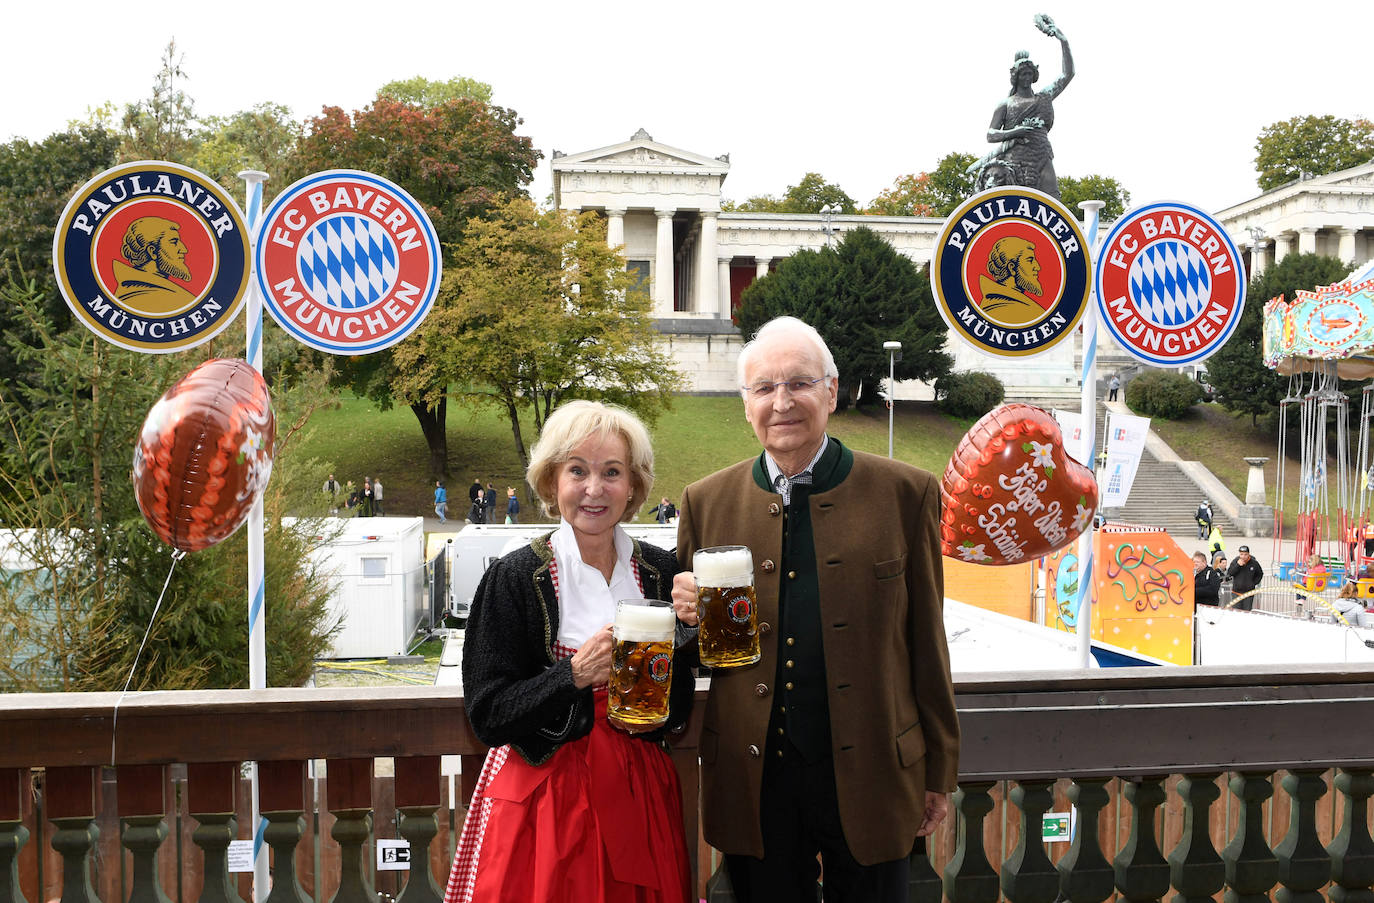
[694,545,760,668]
[608,600,675,733]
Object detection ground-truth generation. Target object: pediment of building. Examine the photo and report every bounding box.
[553,129,730,175]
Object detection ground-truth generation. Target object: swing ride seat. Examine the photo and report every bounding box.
[1358,578,1374,600]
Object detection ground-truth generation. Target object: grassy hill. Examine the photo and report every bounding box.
[294,395,977,523]
[295,393,1322,532]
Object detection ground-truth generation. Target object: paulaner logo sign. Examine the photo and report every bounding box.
[1094,200,1244,367]
[931,187,1091,359]
[255,170,440,355]
[52,161,250,353]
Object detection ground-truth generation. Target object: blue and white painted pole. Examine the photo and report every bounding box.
[238,169,270,900]
[1075,200,1105,668]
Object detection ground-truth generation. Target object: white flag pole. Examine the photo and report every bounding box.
[238,169,271,900]
[1076,200,1105,668]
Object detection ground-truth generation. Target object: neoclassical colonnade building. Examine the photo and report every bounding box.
[553,130,1374,397]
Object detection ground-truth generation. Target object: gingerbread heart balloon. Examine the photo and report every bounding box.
[940,403,1098,566]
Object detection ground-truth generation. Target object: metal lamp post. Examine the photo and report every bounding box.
[883,341,902,458]
[820,204,838,247]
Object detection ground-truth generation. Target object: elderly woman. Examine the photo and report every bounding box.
[443,400,692,903]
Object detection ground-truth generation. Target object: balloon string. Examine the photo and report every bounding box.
[111,549,185,766]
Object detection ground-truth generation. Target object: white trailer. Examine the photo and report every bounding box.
[284,516,427,659]
[441,522,678,621]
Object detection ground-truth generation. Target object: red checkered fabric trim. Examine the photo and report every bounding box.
[443,745,509,903]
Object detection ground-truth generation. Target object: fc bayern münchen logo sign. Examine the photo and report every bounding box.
[255,170,441,355]
[931,187,1091,358]
[52,161,250,353]
[1095,201,1245,367]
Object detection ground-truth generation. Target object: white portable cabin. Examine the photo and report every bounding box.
[443,522,679,618]
[284,516,427,659]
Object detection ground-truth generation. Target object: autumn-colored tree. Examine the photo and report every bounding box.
[1254,115,1374,192]
[867,153,977,217]
[293,89,541,475]
[393,197,683,467]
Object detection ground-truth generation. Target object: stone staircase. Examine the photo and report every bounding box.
[1110,450,1236,540]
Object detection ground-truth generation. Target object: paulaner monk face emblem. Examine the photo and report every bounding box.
[976,236,1047,327]
[110,216,198,316]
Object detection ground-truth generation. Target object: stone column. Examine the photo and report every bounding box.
[1339,227,1359,264]
[697,212,720,315]
[1250,239,1269,279]
[1234,456,1275,538]
[605,207,625,253]
[654,209,674,315]
[755,257,771,280]
[1275,233,1294,264]
[718,258,732,320]
[1298,226,1319,256]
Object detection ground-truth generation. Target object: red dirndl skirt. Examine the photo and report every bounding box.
[443,690,692,903]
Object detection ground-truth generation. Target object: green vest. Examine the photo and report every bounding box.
[752,438,854,762]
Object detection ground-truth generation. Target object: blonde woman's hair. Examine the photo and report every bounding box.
[525,400,655,521]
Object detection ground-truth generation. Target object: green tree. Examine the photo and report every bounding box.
[1254,115,1374,192]
[0,125,119,336]
[293,90,541,475]
[723,194,786,213]
[190,102,304,196]
[1205,253,1350,425]
[379,75,493,107]
[781,172,856,214]
[0,276,338,691]
[867,153,977,217]
[392,197,683,467]
[1058,174,1130,219]
[120,39,199,162]
[737,226,951,408]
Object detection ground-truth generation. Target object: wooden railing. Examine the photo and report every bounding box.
[4,664,1374,902]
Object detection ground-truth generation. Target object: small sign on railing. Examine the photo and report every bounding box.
[227,840,255,873]
[377,839,412,871]
[1042,809,1075,843]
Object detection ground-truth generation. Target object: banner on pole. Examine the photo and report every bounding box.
[1051,409,1090,467]
[255,170,441,355]
[1100,411,1150,508]
[52,161,250,353]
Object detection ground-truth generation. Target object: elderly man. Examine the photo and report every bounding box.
[113,216,195,314]
[671,316,958,901]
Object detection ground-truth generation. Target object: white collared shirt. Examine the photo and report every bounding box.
[552,519,638,648]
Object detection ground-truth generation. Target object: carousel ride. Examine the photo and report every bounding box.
[1262,257,1374,601]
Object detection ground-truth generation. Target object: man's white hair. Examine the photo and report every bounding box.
[736,316,839,395]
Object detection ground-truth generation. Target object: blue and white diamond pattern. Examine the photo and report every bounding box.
[297,215,399,310]
[1127,240,1211,328]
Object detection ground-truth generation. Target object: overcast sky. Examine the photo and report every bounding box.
[5,0,1370,215]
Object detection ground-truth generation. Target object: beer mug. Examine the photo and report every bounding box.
[607,598,676,733]
[693,545,760,668]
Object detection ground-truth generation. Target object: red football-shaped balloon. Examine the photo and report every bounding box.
[939,403,1098,566]
[132,359,275,553]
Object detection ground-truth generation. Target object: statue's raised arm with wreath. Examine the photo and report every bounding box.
[970,13,1074,198]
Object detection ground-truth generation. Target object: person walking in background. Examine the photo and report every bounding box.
[434,480,448,524]
[1227,544,1264,611]
[650,497,677,524]
[505,486,520,524]
[1195,499,1213,540]
[360,477,375,517]
[468,479,484,524]
[373,477,385,516]
[484,482,498,524]
[323,473,341,513]
[1208,523,1225,558]
[1108,375,1120,401]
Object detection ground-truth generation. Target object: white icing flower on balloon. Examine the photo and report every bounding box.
[1072,499,1094,533]
[958,542,992,562]
[1029,440,1055,471]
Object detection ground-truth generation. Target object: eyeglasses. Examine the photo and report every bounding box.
[743,377,827,399]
